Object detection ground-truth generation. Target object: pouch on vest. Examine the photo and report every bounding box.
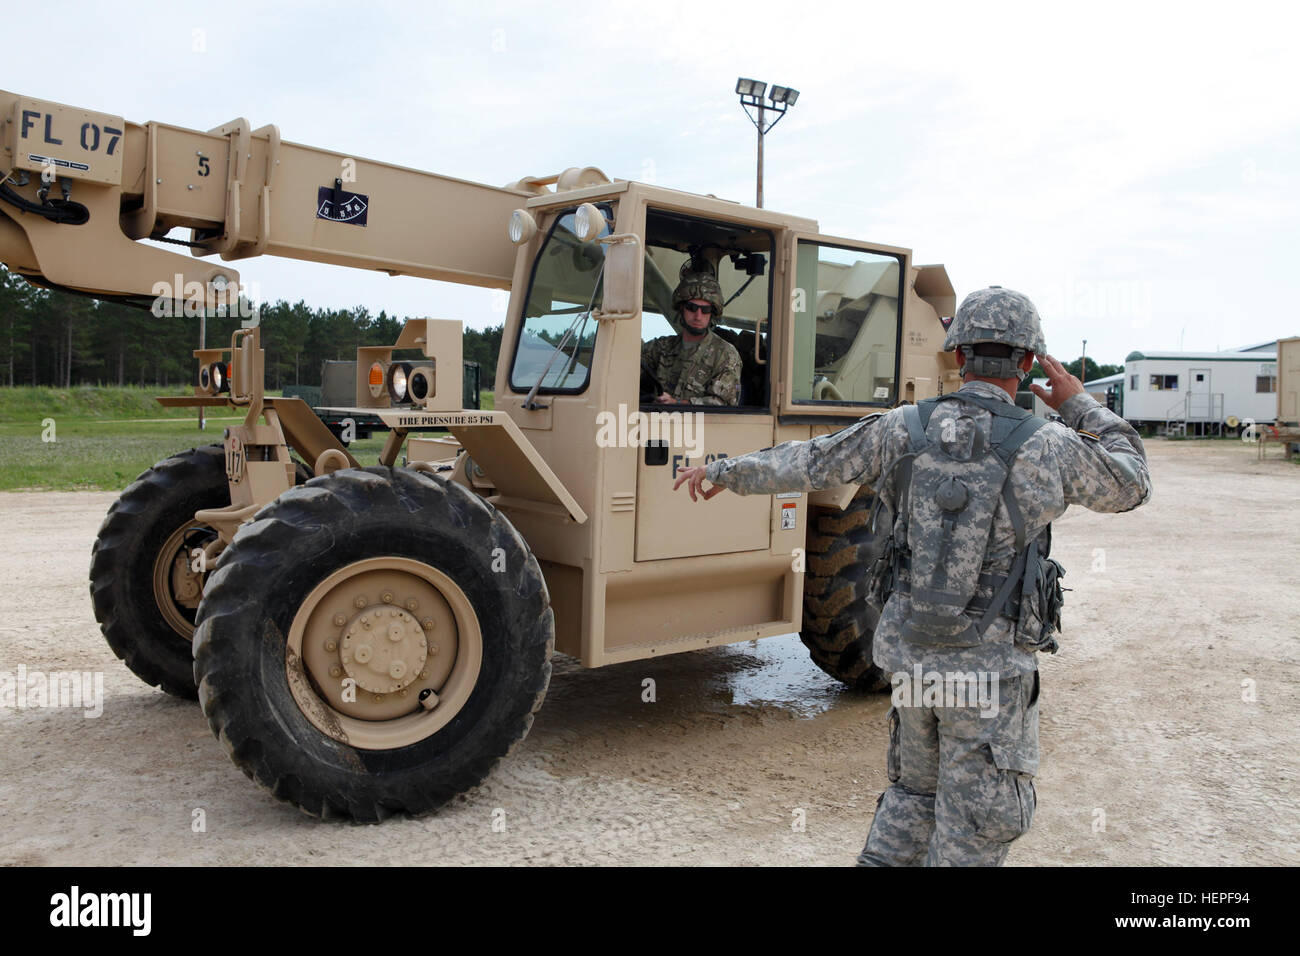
[1014,526,1068,654]
[893,395,1049,648]
[865,492,898,609]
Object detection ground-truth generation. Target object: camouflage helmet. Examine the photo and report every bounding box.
[943,286,1045,381]
[672,271,725,322]
[943,286,1045,354]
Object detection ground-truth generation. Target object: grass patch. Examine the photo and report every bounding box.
[0,386,492,491]
[0,385,199,423]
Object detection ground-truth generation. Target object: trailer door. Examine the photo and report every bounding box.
[1188,368,1211,418]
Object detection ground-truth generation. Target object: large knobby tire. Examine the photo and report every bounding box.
[193,467,554,821]
[800,488,891,691]
[90,445,229,699]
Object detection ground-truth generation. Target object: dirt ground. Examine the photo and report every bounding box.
[1,438,1296,866]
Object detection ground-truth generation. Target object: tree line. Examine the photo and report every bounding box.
[0,266,504,389]
[2,265,1118,393]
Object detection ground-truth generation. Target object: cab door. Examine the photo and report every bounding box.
[634,416,773,561]
[632,208,778,561]
[780,232,914,417]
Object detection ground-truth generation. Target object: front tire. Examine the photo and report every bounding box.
[193,467,553,820]
[800,488,891,691]
[90,445,229,699]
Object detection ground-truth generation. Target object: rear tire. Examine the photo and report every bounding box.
[193,467,553,821]
[800,488,891,692]
[90,445,228,699]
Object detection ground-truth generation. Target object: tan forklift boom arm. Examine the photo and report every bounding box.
[0,89,567,305]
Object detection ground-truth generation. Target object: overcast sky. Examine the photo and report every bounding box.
[9,0,1297,364]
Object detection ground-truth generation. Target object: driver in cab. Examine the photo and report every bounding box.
[641,271,742,406]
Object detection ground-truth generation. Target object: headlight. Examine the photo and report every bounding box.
[508,209,537,245]
[387,362,412,403]
[199,362,229,395]
[573,202,606,242]
[408,366,434,405]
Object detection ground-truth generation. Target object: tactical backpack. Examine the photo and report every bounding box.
[866,392,1066,652]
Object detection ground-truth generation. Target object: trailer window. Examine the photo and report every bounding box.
[509,204,613,394]
[1150,374,1178,391]
[1130,374,1139,390]
[1257,376,1277,393]
[791,241,904,406]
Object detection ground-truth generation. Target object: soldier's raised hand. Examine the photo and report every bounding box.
[673,465,724,501]
[1029,354,1086,411]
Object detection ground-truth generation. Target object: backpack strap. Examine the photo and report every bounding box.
[903,403,930,449]
[976,538,1034,636]
[990,415,1047,552]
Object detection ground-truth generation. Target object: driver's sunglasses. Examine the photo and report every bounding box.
[683,302,715,316]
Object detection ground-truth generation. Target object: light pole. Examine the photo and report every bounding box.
[736,78,799,208]
[1081,339,1087,387]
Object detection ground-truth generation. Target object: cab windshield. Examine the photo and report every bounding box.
[508,204,613,394]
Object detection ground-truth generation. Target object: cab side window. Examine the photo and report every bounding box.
[640,209,773,409]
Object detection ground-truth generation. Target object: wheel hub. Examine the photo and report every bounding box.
[340,605,428,695]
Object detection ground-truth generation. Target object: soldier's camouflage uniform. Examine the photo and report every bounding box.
[704,380,1152,865]
[642,330,742,406]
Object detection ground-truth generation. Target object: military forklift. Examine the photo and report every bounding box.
[0,90,960,819]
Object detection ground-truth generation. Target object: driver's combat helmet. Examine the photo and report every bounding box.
[672,269,725,327]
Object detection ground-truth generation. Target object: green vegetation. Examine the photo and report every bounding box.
[0,386,493,491]
[1,263,504,390]
[0,385,199,423]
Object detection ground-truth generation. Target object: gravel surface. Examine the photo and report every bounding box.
[1,438,1296,865]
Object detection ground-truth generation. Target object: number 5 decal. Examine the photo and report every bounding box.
[197,155,211,177]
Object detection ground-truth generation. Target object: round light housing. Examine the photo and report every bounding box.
[199,365,212,393]
[573,202,607,242]
[211,362,228,394]
[387,362,412,403]
[508,209,537,245]
[408,366,434,405]
[368,362,385,398]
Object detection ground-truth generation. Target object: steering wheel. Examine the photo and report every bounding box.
[640,361,666,404]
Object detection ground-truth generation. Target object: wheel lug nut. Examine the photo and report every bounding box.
[333,614,346,627]
[405,599,418,611]
[329,666,341,678]
[354,596,367,609]
[428,643,439,656]
[422,619,435,632]
[381,591,394,604]
[325,641,337,652]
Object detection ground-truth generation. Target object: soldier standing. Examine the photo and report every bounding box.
[674,287,1151,866]
[641,271,743,406]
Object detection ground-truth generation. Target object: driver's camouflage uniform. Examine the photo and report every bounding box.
[642,330,742,406]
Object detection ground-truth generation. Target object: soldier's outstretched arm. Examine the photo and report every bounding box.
[674,412,889,500]
[1031,353,1152,512]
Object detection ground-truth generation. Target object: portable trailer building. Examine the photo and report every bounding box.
[1026,371,1125,419]
[1123,350,1278,434]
